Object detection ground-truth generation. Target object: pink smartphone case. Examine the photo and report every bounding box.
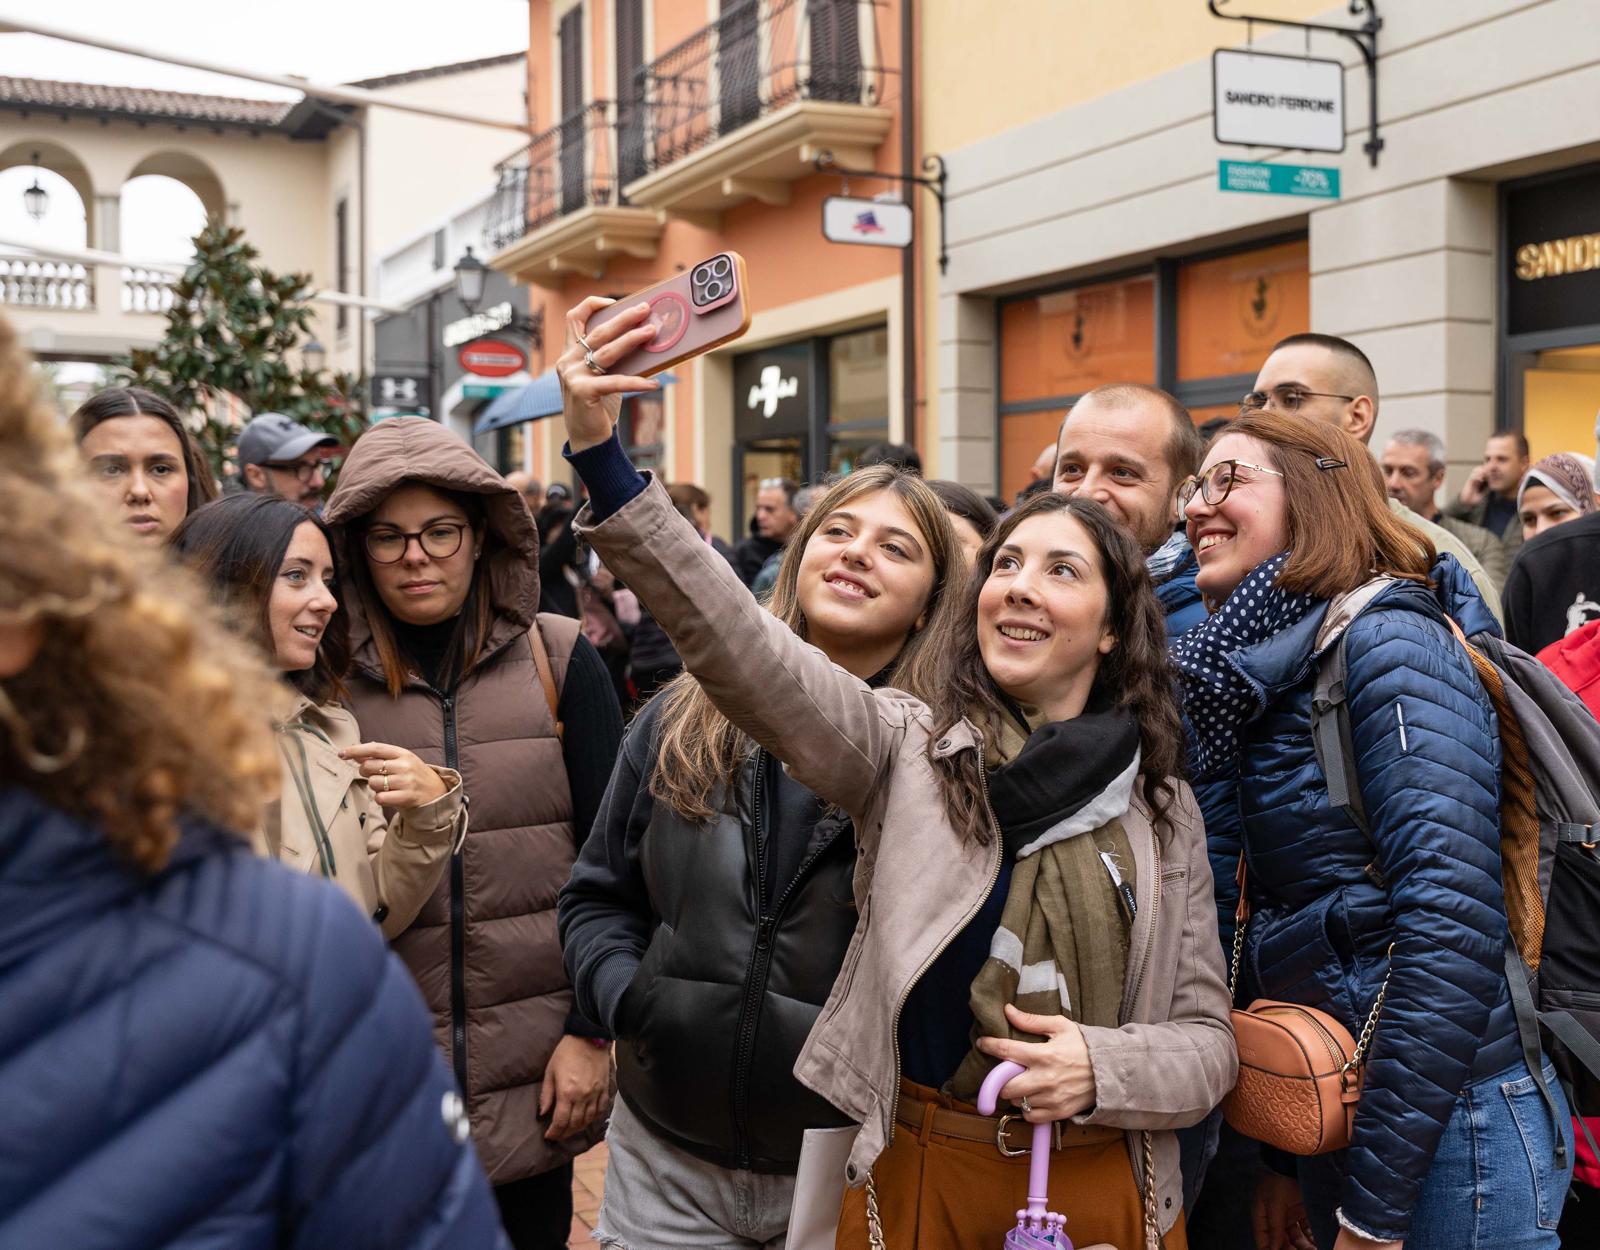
[585,252,752,379]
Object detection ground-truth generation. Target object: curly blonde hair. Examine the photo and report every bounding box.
[0,316,281,872]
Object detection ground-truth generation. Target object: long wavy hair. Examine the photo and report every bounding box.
[650,465,963,823]
[169,494,352,706]
[925,491,1186,843]
[0,320,280,872]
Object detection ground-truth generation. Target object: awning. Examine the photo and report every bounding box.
[473,369,675,437]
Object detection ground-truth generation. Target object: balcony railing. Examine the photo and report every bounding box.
[0,258,94,311]
[486,100,622,253]
[634,0,889,177]
[121,267,176,315]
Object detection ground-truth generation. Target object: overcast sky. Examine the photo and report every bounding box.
[0,1,528,260]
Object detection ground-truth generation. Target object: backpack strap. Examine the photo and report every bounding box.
[1312,633,1371,840]
[528,612,580,741]
[1505,943,1571,1167]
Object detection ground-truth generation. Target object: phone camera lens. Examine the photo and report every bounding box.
[709,255,731,278]
[700,279,726,301]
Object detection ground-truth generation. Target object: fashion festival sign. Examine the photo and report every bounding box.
[1213,49,1346,154]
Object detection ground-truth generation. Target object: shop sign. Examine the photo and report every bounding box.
[1213,49,1345,154]
[1219,160,1340,200]
[444,302,515,348]
[734,341,812,442]
[370,372,429,408]
[457,338,527,378]
[822,196,913,249]
[1506,166,1600,337]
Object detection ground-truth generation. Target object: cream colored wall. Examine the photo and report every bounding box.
[921,0,1600,489]
[364,60,529,260]
[0,112,336,365]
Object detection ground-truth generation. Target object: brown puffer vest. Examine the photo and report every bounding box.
[324,417,603,1184]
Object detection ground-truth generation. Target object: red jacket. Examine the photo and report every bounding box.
[1536,619,1600,1186]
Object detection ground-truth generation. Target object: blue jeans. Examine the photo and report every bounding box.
[1298,1061,1572,1250]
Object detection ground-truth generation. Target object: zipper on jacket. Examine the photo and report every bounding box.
[441,691,468,1095]
[728,751,852,1169]
[885,761,1004,1147]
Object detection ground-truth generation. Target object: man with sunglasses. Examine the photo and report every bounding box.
[237,412,339,508]
[1245,332,1502,621]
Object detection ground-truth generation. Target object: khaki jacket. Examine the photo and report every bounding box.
[1389,498,1504,623]
[265,694,464,940]
[578,479,1236,1235]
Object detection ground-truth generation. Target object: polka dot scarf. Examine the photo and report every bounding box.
[1171,552,1319,779]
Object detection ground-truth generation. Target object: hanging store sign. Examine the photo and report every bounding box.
[822,196,914,249]
[1219,160,1340,200]
[443,302,515,347]
[1213,49,1346,154]
[457,338,528,378]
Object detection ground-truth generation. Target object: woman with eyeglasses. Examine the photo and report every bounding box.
[322,418,625,1250]
[169,493,463,938]
[556,297,1235,1250]
[1172,411,1569,1250]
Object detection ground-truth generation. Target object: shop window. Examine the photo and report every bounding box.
[1001,274,1155,407]
[1518,344,1600,461]
[1177,239,1309,382]
[620,391,665,473]
[828,326,890,472]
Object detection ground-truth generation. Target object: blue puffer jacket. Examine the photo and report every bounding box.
[0,787,507,1250]
[1195,558,1522,1242]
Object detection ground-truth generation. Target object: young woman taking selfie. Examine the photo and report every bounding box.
[1173,411,1570,1250]
[560,461,964,1246]
[557,297,1235,1250]
[170,494,463,936]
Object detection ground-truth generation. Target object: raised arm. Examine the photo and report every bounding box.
[557,296,901,812]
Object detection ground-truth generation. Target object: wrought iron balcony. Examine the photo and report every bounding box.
[632,0,890,181]
[485,99,662,287]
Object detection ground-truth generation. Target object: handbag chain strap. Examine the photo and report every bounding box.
[1141,1129,1160,1249]
[1231,853,1391,1073]
[864,1169,886,1250]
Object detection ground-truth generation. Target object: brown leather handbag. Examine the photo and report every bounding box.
[1222,857,1389,1156]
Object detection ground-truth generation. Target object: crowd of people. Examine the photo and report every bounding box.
[3,292,1598,1250]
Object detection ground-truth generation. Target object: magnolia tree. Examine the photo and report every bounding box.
[120,223,366,477]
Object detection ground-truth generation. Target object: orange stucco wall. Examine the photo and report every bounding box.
[521,0,907,492]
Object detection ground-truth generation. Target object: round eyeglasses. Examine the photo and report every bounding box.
[364,522,469,565]
[1176,460,1287,510]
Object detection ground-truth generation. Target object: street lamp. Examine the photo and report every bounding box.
[22,152,47,222]
[453,246,489,313]
[303,338,327,374]
[452,245,543,356]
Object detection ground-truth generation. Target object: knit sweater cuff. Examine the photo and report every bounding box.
[564,431,646,521]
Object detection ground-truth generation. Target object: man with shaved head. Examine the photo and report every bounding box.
[1052,382,1207,635]
[1245,332,1502,620]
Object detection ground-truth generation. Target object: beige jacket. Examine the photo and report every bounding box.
[1389,498,1504,622]
[266,694,464,940]
[578,478,1236,1235]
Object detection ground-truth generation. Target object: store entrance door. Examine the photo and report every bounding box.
[733,340,815,530]
[1511,344,1600,460]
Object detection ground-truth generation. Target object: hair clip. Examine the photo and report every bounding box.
[1314,457,1347,471]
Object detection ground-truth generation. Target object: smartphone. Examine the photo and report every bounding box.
[585,252,752,379]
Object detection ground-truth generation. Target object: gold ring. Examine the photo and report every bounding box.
[380,774,390,792]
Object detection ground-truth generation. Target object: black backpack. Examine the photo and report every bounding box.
[1313,595,1600,1163]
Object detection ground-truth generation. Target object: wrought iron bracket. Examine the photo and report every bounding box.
[813,151,949,273]
[473,308,545,357]
[1208,0,1384,166]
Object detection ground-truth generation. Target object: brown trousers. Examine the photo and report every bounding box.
[837,1081,1188,1250]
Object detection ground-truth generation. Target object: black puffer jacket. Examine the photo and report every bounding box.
[559,696,858,1173]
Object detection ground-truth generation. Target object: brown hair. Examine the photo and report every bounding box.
[71,386,220,515]
[344,488,496,697]
[169,494,351,706]
[667,482,711,514]
[925,491,1186,843]
[0,323,280,871]
[650,466,964,823]
[1227,410,1433,596]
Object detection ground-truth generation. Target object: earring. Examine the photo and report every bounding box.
[0,681,86,774]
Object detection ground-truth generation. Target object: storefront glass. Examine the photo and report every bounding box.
[1177,239,1310,381]
[1000,274,1155,406]
[1519,345,1600,460]
[828,326,890,472]
[620,392,665,474]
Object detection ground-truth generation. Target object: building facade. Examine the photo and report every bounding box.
[488,0,908,539]
[922,0,1600,495]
